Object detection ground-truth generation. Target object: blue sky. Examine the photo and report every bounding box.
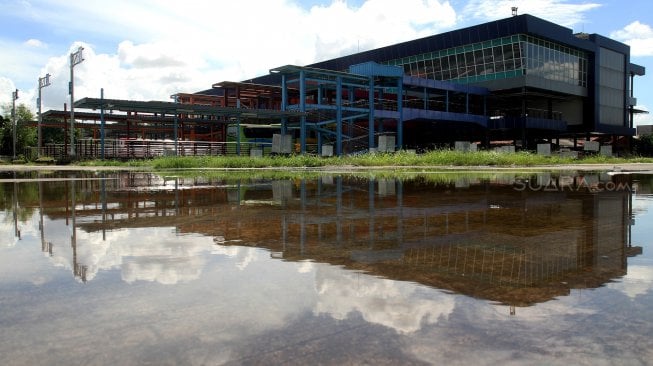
[1,0,652,125]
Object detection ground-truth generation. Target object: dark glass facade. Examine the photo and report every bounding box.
[385,34,588,88]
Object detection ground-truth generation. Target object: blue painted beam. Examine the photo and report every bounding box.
[368,78,375,150]
[297,104,369,113]
[281,74,288,135]
[315,113,369,126]
[336,76,343,156]
[304,77,368,89]
[397,78,403,151]
[310,125,353,139]
[300,70,306,153]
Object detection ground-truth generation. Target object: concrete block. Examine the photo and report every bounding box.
[580,174,599,187]
[250,148,263,158]
[321,144,334,157]
[272,180,292,202]
[560,150,579,159]
[455,141,471,152]
[537,143,551,156]
[536,172,553,187]
[600,145,613,157]
[272,134,293,154]
[272,134,281,154]
[378,179,396,196]
[559,175,574,188]
[455,178,470,188]
[378,135,395,152]
[495,146,515,153]
[584,140,600,152]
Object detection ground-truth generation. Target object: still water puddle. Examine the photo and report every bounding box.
[1,170,652,365]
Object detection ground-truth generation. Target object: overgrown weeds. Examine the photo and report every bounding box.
[78,150,653,170]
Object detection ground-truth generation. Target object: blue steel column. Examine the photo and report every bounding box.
[281,74,288,135]
[100,88,105,160]
[465,93,469,114]
[173,96,179,156]
[368,179,375,246]
[336,177,343,243]
[300,179,306,255]
[368,77,375,150]
[316,84,322,154]
[347,86,353,152]
[236,99,241,156]
[336,76,343,156]
[299,70,306,153]
[396,77,403,151]
[424,87,428,110]
[397,180,403,245]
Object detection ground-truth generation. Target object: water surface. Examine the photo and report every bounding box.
[1,170,652,365]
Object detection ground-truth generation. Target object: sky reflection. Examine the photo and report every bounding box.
[0,171,651,365]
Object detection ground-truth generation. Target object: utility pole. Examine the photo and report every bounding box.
[12,89,18,160]
[170,94,179,156]
[38,74,52,156]
[69,46,84,157]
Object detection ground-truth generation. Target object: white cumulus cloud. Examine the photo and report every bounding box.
[2,0,459,114]
[462,0,601,28]
[313,265,455,333]
[24,39,47,48]
[611,21,653,57]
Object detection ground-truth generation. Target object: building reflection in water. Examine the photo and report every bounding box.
[22,171,644,307]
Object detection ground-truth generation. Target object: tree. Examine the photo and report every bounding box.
[0,103,36,157]
[634,134,653,157]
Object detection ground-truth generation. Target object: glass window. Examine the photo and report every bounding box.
[502,44,513,60]
[457,53,466,69]
[465,51,474,67]
[493,46,503,62]
[441,56,449,71]
[449,67,459,79]
[514,43,522,60]
[448,55,457,71]
[383,35,588,85]
[432,58,441,72]
[424,59,434,78]
[474,50,483,65]
[495,59,506,73]
[503,44,514,70]
[417,60,426,76]
[483,47,494,64]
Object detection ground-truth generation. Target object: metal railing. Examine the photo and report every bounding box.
[34,139,281,160]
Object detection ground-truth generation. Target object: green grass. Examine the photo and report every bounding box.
[77,150,653,171]
[157,168,532,184]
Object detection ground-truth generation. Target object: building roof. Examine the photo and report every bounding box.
[73,97,305,120]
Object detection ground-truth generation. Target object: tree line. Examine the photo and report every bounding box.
[0,103,66,158]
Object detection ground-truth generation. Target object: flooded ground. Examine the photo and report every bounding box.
[1,170,652,365]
